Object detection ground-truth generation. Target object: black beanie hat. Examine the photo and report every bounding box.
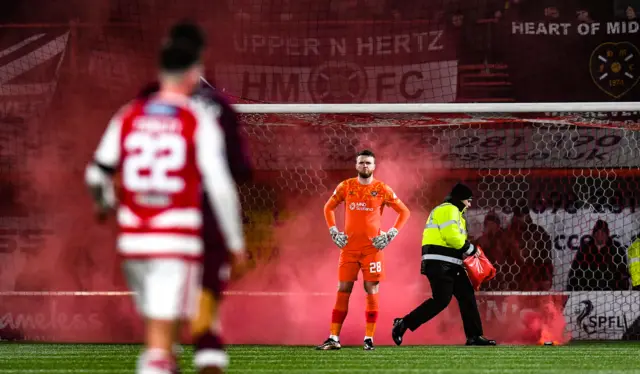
[450,183,473,201]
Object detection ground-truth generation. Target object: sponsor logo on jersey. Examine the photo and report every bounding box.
[349,202,374,212]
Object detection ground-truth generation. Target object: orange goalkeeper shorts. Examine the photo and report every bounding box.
[338,250,385,282]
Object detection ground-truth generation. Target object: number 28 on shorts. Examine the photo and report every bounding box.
[338,251,385,282]
[369,261,382,273]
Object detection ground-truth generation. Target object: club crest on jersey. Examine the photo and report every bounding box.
[371,191,378,197]
[349,202,374,212]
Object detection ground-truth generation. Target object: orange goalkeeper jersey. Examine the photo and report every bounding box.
[324,178,410,252]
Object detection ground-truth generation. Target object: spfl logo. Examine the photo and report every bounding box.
[589,42,640,98]
[575,300,629,335]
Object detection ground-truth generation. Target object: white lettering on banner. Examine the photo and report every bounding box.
[233,36,320,56]
[482,299,537,323]
[356,32,444,56]
[214,61,458,104]
[512,21,640,36]
[0,300,103,332]
[546,111,640,122]
[374,62,457,101]
[512,22,572,36]
[479,292,640,340]
[331,38,346,56]
[233,32,446,56]
[562,292,640,339]
[414,127,639,169]
[242,125,640,170]
[234,66,306,102]
[607,21,640,35]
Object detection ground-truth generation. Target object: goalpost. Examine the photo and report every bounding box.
[232,101,640,342]
[234,103,640,113]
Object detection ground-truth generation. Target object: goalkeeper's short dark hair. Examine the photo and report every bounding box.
[357,149,376,159]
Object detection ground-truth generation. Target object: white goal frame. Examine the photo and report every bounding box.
[234,102,640,113]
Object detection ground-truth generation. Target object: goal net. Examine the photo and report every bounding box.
[233,103,640,343]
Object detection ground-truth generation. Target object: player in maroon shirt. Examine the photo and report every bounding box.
[138,23,253,374]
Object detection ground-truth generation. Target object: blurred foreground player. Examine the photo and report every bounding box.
[317,149,410,350]
[391,183,496,346]
[139,23,253,374]
[85,23,245,374]
[190,80,252,374]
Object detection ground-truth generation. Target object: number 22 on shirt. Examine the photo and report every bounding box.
[122,131,186,193]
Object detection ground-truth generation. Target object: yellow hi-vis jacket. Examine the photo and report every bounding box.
[628,239,640,288]
[421,202,477,265]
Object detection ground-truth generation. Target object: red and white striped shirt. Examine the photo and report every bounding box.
[90,92,244,260]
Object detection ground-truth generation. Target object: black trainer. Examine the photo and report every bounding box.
[391,318,407,346]
[465,336,497,346]
[315,337,341,350]
[364,338,375,350]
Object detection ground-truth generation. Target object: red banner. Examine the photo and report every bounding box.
[218,21,457,65]
[0,293,569,344]
[0,27,68,121]
[211,21,459,103]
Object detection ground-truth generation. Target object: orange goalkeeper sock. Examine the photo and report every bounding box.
[330,292,350,337]
[365,293,379,338]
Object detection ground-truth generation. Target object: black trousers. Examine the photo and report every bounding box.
[403,260,483,338]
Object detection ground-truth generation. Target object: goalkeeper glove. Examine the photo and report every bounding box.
[372,228,398,250]
[329,226,348,249]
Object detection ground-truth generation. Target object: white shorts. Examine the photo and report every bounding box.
[122,258,202,320]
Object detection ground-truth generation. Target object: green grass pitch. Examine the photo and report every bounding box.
[0,342,639,373]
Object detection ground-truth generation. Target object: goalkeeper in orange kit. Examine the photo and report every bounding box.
[316,149,410,350]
